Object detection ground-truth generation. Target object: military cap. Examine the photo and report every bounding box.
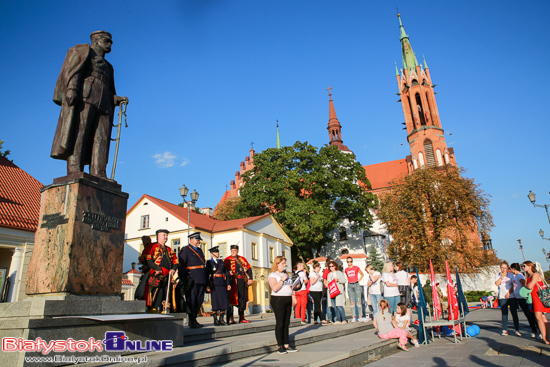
[209,246,220,253]
[90,30,112,40]
[230,244,239,250]
[188,231,202,241]
[156,229,169,235]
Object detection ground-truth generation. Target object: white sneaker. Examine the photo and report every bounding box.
[411,339,420,347]
[515,331,521,336]
[502,330,508,336]
[530,333,536,338]
[351,317,357,323]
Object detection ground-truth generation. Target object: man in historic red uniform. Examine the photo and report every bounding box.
[224,244,253,324]
[51,30,128,178]
[145,229,178,313]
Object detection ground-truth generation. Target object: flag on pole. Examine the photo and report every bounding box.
[430,260,442,320]
[446,260,460,334]
[455,268,469,317]
[415,267,429,344]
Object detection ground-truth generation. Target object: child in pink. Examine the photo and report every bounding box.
[373,299,419,351]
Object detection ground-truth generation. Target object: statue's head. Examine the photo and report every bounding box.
[90,30,113,54]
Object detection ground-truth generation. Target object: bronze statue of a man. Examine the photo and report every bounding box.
[51,31,128,178]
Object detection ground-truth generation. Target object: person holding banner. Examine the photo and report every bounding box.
[327,260,347,324]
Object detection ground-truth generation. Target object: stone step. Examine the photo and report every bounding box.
[81,318,376,366]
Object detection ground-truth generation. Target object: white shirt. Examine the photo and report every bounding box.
[269,272,293,296]
[395,312,411,332]
[381,272,400,297]
[368,271,382,295]
[511,273,525,299]
[395,270,410,286]
[495,272,514,299]
[309,271,323,292]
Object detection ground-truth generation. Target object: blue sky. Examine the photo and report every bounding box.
[2,1,550,268]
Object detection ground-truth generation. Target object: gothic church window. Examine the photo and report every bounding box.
[415,93,426,126]
[436,149,443,166]
[424,139,436,168]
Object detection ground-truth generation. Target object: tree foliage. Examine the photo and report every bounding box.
[213,197,241,221]
[0,140,12,162]
[377,165,497,272]
[367,244,385,273]
[234,141,377,261]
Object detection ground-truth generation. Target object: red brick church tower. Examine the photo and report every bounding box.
[396,13,456,171]
[326,86,353,154]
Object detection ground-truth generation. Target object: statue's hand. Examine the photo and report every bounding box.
[115,96,129,106]
[66,89,77,106]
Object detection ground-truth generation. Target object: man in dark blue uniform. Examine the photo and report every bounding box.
[178,232,207,328]
[206,246,231,326]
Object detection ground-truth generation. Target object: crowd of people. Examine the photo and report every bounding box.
[135,232,550,353]
[495,260,550,344]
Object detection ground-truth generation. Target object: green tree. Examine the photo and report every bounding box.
[367,244,384,273]
[234,141,377,262]
[0,140,12,162]
[378,165,496,272]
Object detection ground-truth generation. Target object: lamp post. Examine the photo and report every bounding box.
[517,238,525,262]
[179,184,199,240]
[527,191,550,224]
[542,249,550,263]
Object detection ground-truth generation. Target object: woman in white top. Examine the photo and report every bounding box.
[381,262,400,314]
[327,260,347,324]
[268,256,298,354]
[494,261,519,336]
[365,264,382,316]
[309,261,323,324]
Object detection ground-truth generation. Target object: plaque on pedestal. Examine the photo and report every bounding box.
[26,173,129,296]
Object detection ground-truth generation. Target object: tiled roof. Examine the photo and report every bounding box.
[128,194,272,233]
[362,158,409,191]
[125,269,141,275]
[121,279,134,286]
[0,157,42,232]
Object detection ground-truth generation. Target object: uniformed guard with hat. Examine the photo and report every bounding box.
[145,229,178,313]
[178,231,207,328]
[224,244,254,323]
[206,246,231,326]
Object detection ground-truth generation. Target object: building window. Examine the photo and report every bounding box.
[218,242,227,258]
[199,241,206,254]
[251,242,258,260]
[269,247,274,263]
[339,226,347,241]
[171,238,180,257]
[282,250,287,260]
[424,139,436,168]
[140,215,150,229]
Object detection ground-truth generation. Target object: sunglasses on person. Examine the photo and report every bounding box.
[329,265,335,268]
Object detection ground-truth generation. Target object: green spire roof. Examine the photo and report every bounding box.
[423,54,429,69]
[276,122,281,149]
[397,13,419,70]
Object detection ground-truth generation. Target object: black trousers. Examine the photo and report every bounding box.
[517,298,539,334]
[230,278,248,314]
[310,291,322,323]
[186,284,206,317]
[271,295,292,346]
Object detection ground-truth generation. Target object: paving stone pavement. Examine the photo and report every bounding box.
[366,308,550,367]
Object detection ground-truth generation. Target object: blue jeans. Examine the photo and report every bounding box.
[348,283,361,319]
[370,293,382,316]
[499,298,519,331]
[331,298,346,322]
[386,296,399,315]
[322,296,334,322]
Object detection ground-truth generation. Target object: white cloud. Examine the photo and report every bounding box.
[180,158,190,167]
[153,151,176,168]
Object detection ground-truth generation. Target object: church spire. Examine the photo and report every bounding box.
[276,121,281,149]
[398,12,419,70]
[326,87,352,154]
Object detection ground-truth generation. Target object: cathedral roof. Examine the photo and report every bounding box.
[362,158,409,191]
[398,13,419,70]
[0,157,42,232]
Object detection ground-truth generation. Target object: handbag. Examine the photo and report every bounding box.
[519,286,532,304]
[328,279,341,298]
[536,281,550,308]
[292,294,297,307]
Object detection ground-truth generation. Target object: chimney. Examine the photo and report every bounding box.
[202,207,213,216]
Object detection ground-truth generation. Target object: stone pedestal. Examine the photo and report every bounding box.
[26,173,128,296]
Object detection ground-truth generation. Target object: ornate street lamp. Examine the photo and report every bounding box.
[517,238,525,262]
[180,184,199,240]
[527,191,550,224]
[540,229,550,241]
